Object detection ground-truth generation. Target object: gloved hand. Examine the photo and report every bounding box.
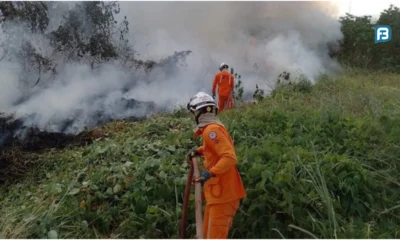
[212,94,216,99]
[193,170,212,186]
[187,148,200,163]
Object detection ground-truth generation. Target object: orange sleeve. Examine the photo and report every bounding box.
[212,73,219,95]
[204,127,237,176]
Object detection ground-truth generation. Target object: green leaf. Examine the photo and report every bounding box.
[113,184,122,193]
[167,145,176,152]
[48,230,58,239]
[124,161,134,167]
[145,174,154,181]
[68,188,81,195]
[159,171,167,179]
[106,187,113,195]
[81,220,89,231]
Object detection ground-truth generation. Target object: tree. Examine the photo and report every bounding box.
[49,1,125,68]
[376,5,400,71]
[337,14,375,68]
[336,4,400,72]
[0,1,49,33]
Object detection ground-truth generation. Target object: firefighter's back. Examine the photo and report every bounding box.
[214,71,234,97]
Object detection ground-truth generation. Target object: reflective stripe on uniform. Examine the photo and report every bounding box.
[220,74,231,85]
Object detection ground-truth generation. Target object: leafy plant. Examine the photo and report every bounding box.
[252,84,264,102]
[231,67,244,103]
[293,73,312,93]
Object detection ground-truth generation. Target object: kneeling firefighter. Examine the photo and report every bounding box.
[186,92,246,239]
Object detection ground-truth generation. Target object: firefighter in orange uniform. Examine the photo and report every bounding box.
[187,92,246,239]
[212,63,235,113]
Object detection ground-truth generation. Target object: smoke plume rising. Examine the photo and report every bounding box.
[0,1,343,135]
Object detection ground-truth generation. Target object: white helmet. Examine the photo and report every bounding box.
[219,62,229,71]
[187,92,216,112]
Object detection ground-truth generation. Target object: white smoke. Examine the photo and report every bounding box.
[0,1,344,134]
[120,1,343,89]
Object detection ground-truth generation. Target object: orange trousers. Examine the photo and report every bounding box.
[202,200,240,239]
[218,95,234,113]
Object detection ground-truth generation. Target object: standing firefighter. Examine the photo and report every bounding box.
[187,92,246,239]
[212,63,235,113]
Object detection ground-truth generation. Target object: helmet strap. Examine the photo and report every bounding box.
[194,106,218,125]
[195,111,201,125]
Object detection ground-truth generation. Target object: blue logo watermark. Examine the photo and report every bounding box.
[375,25,391,43]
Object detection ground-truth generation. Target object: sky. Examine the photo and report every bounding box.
[335,0,400,18]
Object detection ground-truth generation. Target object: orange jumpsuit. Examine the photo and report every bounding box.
[227,94,234,109]
[195,123,246,239]
[212,72,234,112]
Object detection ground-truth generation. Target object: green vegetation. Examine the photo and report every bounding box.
[1,71,400,238]
[337,5,400,72]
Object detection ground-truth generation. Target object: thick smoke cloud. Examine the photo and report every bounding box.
[121,1,343,91]
[0,1,343,134]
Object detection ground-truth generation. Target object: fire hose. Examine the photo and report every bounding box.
[181,157,204,239]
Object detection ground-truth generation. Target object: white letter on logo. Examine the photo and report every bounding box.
[378,27,389,40]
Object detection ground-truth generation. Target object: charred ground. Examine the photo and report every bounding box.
[0,97,156,185]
